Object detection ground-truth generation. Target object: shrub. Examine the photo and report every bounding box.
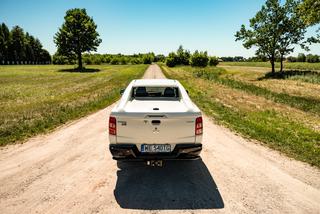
[142,53,154,64]
[306,54,320,63]
[166,52,178,67]
[119,57,127,65]
[297,53,306,62]
[286,56,297,62]
[190,50,208,67]
[104,56,111,63]
[53,54,70,64]
[131,57,142,64]
[110,57,120,65]
[84,56,93,65]
[209,56,219,66]
[176,45,190,65]
[154,54,166,62]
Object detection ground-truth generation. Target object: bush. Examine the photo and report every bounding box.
[154,54,166,62]
[110,57,120,65]
[306,54,320,63]
[166,52,178,67]
[104,56,111,63]
[297,53,306,62]
[190,50,208,67]
[247,55,268,62]
[84,56,93,65]
[220,56,245,62]
[53,53,70,64]
[119,57,127,65]
[131,57,142,64]
[142,53,154,64]
[176,45,190,65]
[286,56,297,62]
[209,56,219,66]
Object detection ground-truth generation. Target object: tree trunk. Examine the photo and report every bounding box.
[77,51,82,70]
[270,58,275,73]
[280,55,284,73]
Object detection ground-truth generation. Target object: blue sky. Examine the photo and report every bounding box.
[1,0,319,57]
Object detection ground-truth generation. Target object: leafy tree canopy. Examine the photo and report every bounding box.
[235,0,307,72]
[54,8,102,70]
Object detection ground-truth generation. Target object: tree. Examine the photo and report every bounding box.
[0,23,50,64]
[277,0,306,72]
[154,54,165,62]
[54,8,102,70]
[235,0,307,73]
[286,56,297,62]
[209,56,219,66]
[306,54,320,63]
[298,0,320,44]
[0,24,4,62]
[10,26,26,63]
[176,45,190,65]
[0,23,10,64]
[32,38,43,63]
[190,50,208,67]
[297,53,306,62]
[25,33,35,62]
[166,52,178,67]
[142,53,155,64]
[39,49,51,63]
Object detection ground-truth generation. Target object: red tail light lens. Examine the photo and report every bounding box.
[195,116,203,135]
[109,116,117,135]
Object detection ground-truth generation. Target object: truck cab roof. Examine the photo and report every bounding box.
[132,79,178,87]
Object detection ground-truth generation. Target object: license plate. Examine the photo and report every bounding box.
[141,144,171,153]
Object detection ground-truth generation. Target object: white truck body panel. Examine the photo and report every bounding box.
[109,79,203,157]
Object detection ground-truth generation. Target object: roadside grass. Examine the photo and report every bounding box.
[220,61,320,71]
[182,66,320,115]
[161,64,320,167]
[0,64,147,146]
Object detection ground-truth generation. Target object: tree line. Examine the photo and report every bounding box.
[220,53,320,63]
[0,23,51,65]
[53,52,164,65]
[166,45,219,67]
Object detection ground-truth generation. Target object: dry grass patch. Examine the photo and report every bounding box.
[221,65,320,101]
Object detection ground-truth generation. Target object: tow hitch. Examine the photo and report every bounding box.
[146,160,163,167]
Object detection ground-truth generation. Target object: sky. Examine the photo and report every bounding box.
[1,0,319,57]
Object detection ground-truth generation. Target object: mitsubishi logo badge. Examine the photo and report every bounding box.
[153,127,159,134]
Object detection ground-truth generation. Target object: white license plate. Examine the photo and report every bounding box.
[141,144,171,153]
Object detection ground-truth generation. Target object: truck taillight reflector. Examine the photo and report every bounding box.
[195,116,203,135]
[109,116,117,135]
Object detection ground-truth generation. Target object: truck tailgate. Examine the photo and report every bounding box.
[115,113,197,145]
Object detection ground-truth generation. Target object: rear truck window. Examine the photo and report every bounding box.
[132,86,180,100]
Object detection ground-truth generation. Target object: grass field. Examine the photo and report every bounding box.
[220,65,320,99]
[160,64,320,167]
[0,64,148,146]
[220,61,320,71]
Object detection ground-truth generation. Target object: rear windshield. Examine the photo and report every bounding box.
[132,86,180,100]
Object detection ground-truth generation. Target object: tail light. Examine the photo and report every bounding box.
[109,116,117,135]
[195,116,203,135]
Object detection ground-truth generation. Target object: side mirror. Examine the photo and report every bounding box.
[186,90,189,94]
[120,89,125,95]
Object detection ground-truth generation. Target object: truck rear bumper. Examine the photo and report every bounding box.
[109,143,202,160]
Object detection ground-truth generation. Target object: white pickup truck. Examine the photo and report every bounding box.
[108,79,203,162]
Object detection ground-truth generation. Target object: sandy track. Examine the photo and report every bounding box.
[0,64,319,214]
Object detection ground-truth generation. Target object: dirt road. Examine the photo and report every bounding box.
[1,64,319,214]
